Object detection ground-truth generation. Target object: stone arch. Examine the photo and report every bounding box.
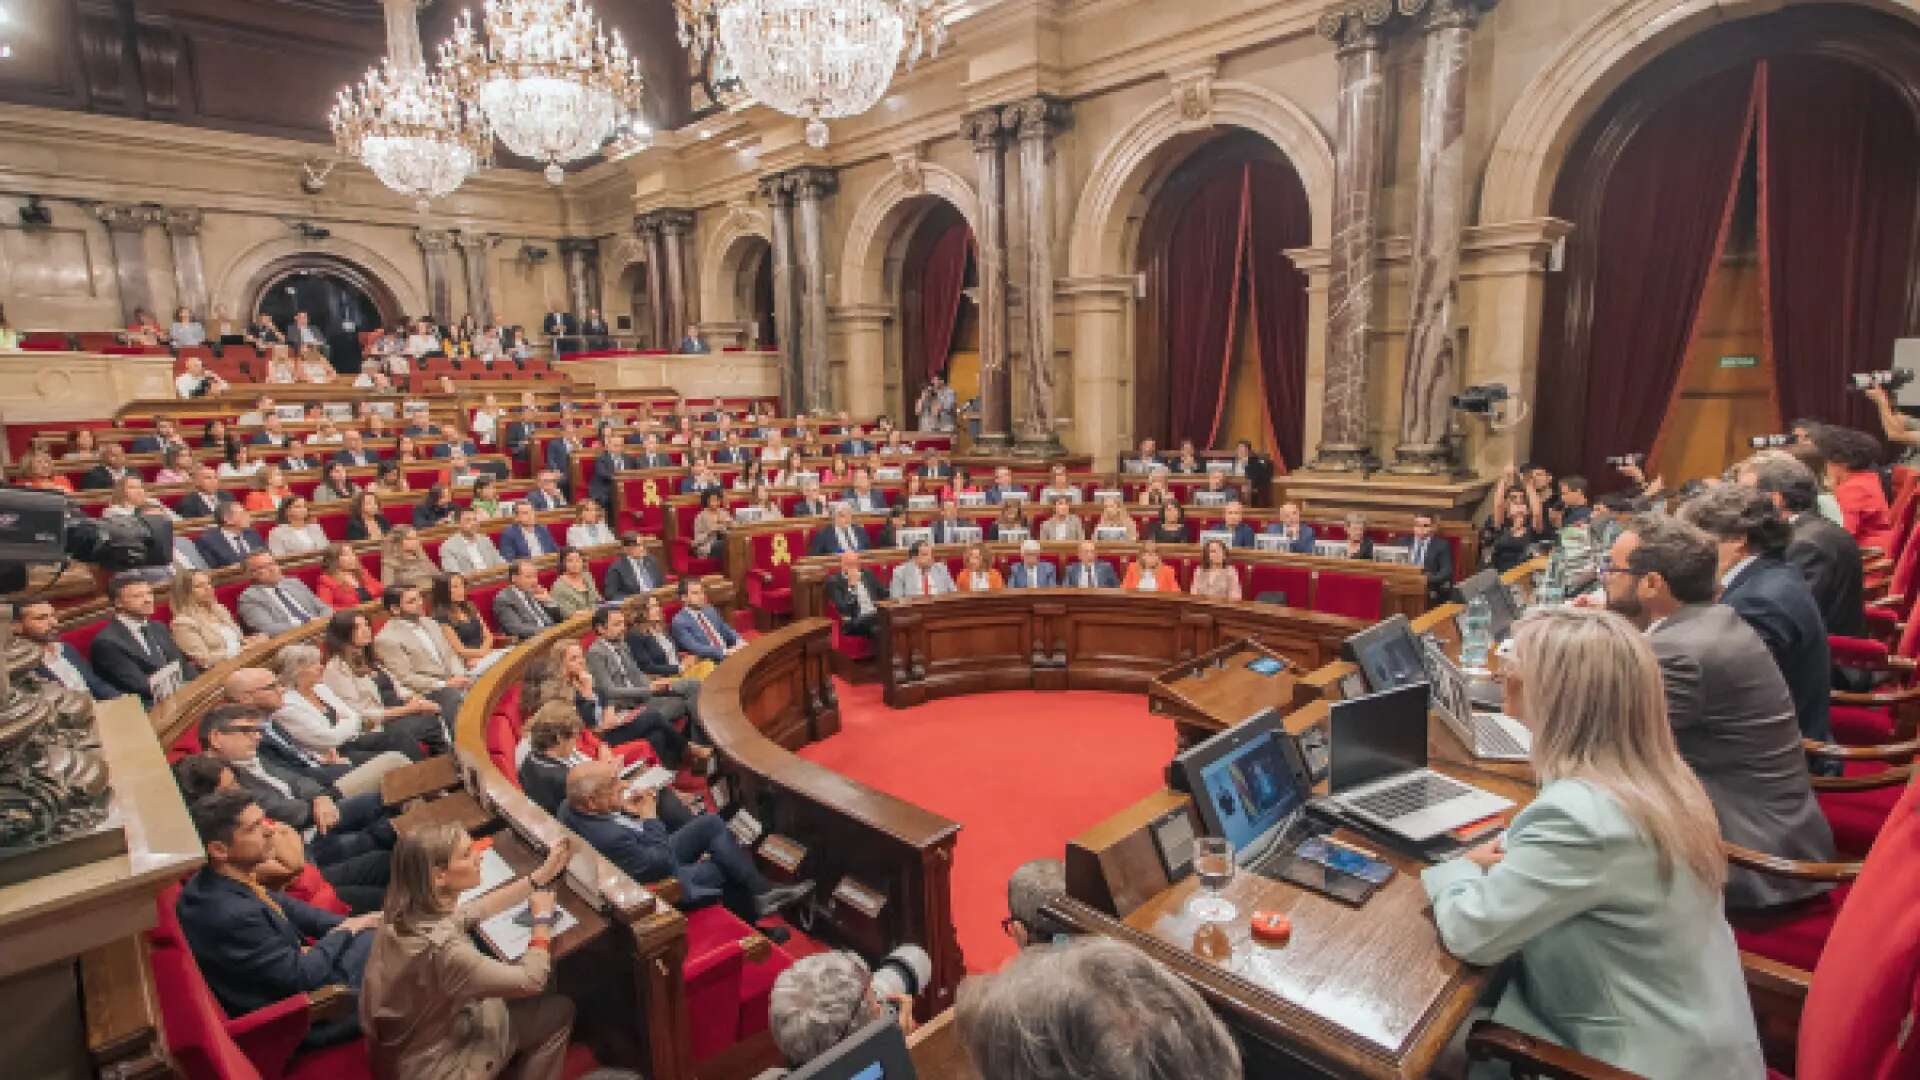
[836,163,979,308]
[1067,80,1334,279]
[216,235,423,323]
[1479,0,1920,224]
[700,206,772,323]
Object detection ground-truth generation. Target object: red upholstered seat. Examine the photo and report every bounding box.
[1732,884,1850,973]
[61,617,110,660]
[746,528,807,618]
[1313,571,1384,620]
[468,582,506,634]
[1246,564,1312,608]
[1814,762,1906,856]
[829,603,875,661]
[1829,703,1897,745]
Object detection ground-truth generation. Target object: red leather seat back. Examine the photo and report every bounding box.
[1246,564,1312,607]
[469,582,507,633]
[61,617,110,658]
[1313,572,1384,620]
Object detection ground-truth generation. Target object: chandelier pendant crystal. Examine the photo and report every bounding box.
[442,0,649,185]
[331,0,491,211]
[676,0,947,148]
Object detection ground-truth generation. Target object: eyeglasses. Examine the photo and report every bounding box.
[225,725,265,737]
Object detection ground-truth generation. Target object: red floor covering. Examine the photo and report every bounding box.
[796,681,1177,973]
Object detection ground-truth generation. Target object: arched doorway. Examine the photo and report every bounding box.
[1132,129,1311,466]
[730,237,777,350]
[1532,6,1920,486]
[618,262,657,349]
[247,253,404,374]
[897,203,976,422]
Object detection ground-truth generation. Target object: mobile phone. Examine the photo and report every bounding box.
[1293,836,1394,885]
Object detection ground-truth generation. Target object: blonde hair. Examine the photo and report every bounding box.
[382,822,468,933]
[1512,607,1725,892]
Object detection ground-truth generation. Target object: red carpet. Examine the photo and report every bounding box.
[797,681,1176,973]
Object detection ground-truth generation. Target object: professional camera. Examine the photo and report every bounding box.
[0,486,173,594]
[1749,434,1793,450]
[1604,453,1645,469]
[1449,384,1510,415]
[867,945,933,1011]
[1848,369,1915,392]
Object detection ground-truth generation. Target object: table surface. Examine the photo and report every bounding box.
[473,830,610,962]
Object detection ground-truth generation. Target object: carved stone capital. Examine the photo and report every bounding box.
[1317,0,1395,51]
[959,106,1006,151]
[1003,96,1072,142]
[787,166,838,202]
[653,209,697,237]
[1397,0,1497,32]
[632,213,661,238]
[1167,60,1219,131]
[756,174,794,208]
[415,227,455,252]
[455,231,494,252]
[93,203,160,232]
[890,146,926,193]
[160,207,203,236]
[556,238,599,257]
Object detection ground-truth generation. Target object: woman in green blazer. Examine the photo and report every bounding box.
[1423,608,1763,1079]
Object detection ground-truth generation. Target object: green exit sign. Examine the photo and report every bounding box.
[1720,355,1759,368]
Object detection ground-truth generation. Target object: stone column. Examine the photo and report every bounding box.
[791,167,837,415]
[961,107,1013,451]
[94,203,159,325]
[456,232,493,326]
[1390,0,1498,474]
[416,228,455,325]
[1308,5,1393,472]
[160,207,208,319]
[757,176,804,413]
[835,303,893,419]
[634,216,671,348]
[657,209,698,347]
[1005,96,1072,456]
[558,239,600,320]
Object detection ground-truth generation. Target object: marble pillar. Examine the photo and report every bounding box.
[558,239,600,321]
[962,107,1013,451]
[1309,6,1392,472]
[416,228,455,325]
[94,203,159,324]
[161,208,207,319]
[757,176,804,413]
[456,232,493,326]
[836,304,892,419]
[1391,0,1496,474]
[1006,96,1072,455]
[635,216,671,349]
[792,167,837,415]
[658,209,698,347]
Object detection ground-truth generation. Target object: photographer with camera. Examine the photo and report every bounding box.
[1811,425,1894,551]
[1862,381,1920,465]
[760,947,931,1078]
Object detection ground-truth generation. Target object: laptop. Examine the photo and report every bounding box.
[1173,709,1316,876]
[1455,569,1521,643]
[1340,615,1428,695]
[787,1016,917,1080]
[1324,683,1513,841]
[1420,639,1531,763]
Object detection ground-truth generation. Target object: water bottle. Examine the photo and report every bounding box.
[1460,595,1493,671]
[1536,547,1566,608]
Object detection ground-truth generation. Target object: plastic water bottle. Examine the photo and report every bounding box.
[1460,595,1493,671]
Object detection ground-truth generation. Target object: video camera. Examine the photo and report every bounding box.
[1848,369,1915,392]
[0,486,174,594]
[1749,434,1794,450]
[1604,453,1644,469]
[1449,384,1510,415]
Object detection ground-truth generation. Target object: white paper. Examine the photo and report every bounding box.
[479,900,579,960]
[459,847,516,906]
[147,660,184,702]
[622,764,675,795]
[468,649,511,678]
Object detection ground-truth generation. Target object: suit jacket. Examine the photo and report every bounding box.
[808,523,871,556]
[196,527,268,568]
[171,607,246,670]
[438,532,506,575]
[1785,512,1864,638]
[523,488,568,512]
[842,489,891,513]
[331,447,382,468]
[604,553,668,600]
[429,440,478,460]
[592,451,630,506]
[824,569,885,623]
[1408,535,1456,600]
[582,317,609,337]
[1721,558,1833,743]
[90,617,198,704]
[792,496,833,519]
[1121,564,1179,591]
[1007,561,1058,589]
[502,419,538,455]
[1423,779,1765,1080]
[1262,524,1316,553]
[841,438,873,456]
[1649,604,1836,908]
[559,805,721,905]
[79,464,128,491]
[174,490,234,521]
[956,568,1004,592]
[518,752,571,815]
[635,451,676,469]
[1063,561,1119,588]
[888,562,955,600]
[237,579,332,637]
[542,313,575,337]
[543,438,581,476]
[175,869,358,1020]
[373,617,468,695]
[587,638,659,707]
[628,629,687,677]
[40,642,121,700]
[984,484,1027,505]
[492,586,563,641]
[670,604,739,660]
[497,523,559,561]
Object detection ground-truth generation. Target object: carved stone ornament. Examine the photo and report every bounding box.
[959,107,1005,151]
[1317,0,1396,48]
[1168,61,1219,131]
[92,202,161,232]
[1003,96,1072,142]
[790,166,839,202]
[415,227,455,252]
[1396,0,1499,30]
[891,148,926,194]
[161,207,204,236]
[656,209,697,236]
[756,173,795,207]
[724,200,759,232]
[0,614,111,854]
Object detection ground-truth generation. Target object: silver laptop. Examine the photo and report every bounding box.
[1420,640,1531,763]
[894,526,933,549]
[1325,683,1513,842]
[1196,529,1232,547]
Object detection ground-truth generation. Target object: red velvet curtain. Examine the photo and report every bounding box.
[1160,165,1251,446]
[1762,55,1920,432]
[1536,64,1760,485]
[1245,159,1312,469]
[919,221,973,382]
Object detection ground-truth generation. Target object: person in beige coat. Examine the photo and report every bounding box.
[373,582,473,701]
[380,525,442,590]
[360,823,576,1080]
[169,569,264,670]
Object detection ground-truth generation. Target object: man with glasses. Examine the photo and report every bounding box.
[766,951,918,1073]
[198,700,399,867]
[225,668,411,798]
[236,551,333,636]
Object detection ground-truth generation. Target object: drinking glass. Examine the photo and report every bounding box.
[1188,837,1238,923]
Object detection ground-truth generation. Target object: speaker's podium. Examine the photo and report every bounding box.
[1145,637,1302,749]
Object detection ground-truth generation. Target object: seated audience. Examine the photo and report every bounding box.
[524,471,569,512]
[604,532,668,599]
[346,490,394,542]
[500,501,560,560]
[495,559,566,641]
[374,461,411,495]
[17,599,119,700]
[1812,424,1892,550]
[223,671,411,799]
[1408,512,1455,605]
[18,450,74,492]
[1263,501,1316,552]
[175,465,231,520]
[169,569,262,670]
[1188,539,1242,601]
[1483,491,1544,572]
[274,643,434,762]
[92,574,198,704]
[221,446,266,481]
[267,496,328,557]
[322,611,454,735]
[331,431,381,470]
[585,608,702,770]
[243,464,292,513]
[825,552,885,637]
[1064,540,1118,589]
[989,500,1029,541]
[517,703,612,815]
[1339,513,1375,560]
[890,540,957,598]
[809,504,871,556]
[154,447,195,486]
[440,508,508,575]
[1121,542,1177,592]
[1007,539,1058,589]
[1145,500,1189,544]
[413,483,458,530]
[197,500,268,568]
[690,490,732,565]
[1091,495,1137,541]
[379,525,441,589]
[548,547,603,617]
[956,544,1002,592]
[104,474,177,521]
[430,573,499,666]
[1737,451,1864,638]
[315,543,380,609]
[766,951,918,1075]
[671,579,743,660]
[373,584,472,712]
[628,595,715,682]
[1002,859,1070,948]
[237,551,332,636]
[567,499,617,548]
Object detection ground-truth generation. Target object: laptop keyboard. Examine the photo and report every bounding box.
[1348,773,1470,820]
[1472,714,1528,757]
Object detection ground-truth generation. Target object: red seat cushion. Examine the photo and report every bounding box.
[1731,884,1850,973]
[683,906,750,1061]
[1815,762,1904,857]
[1313,572,1385,620]
[1246,564,1312,607]
[1829,703,1896,745]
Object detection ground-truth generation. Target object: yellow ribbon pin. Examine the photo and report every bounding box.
[771,534,792,566]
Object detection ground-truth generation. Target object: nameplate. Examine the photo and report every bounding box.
[1123,460,1153,474]
[947,526,983,544]
[403,399,429,414]
[1093,526,1131,542]
[999,490,1028,503]
[1092,489,1124,504]
[1040,487,1082,503]
[323,402,355,421]
[995,527,1029,544]
[1194,491,1229,507]
[790,470,820,487]
[895,527,933,549]
[1197,530,1233,547]
[831,877,887,919]
[273,405,306,421]
[734,506,768,524]
[1206,460,1235,473]
[1253,534,1288,552]
[956,492,987,507]
[906,494,936,510]
[759,833,807,874]
[1374,545,1412,565]
[874,467,904,481]
[1313,540,1348,558]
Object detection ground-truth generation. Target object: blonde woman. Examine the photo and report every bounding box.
[956,544,1002,591]
[1121,541,1177,592]
[18,451,74,492]
[298,345,334,384]
[265,343,297,384]
[1423,608,1762,1078]
[566,500,617,549]
[103,474,178,521]
[169,569,262,669]
[360,825,576,1080]
[379,525,440,589]
[1094,494,1138,541]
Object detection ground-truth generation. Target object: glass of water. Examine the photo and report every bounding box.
[1189,837,1238,923]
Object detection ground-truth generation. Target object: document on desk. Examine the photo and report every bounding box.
[478,901,580,960]
[458,847,516,906]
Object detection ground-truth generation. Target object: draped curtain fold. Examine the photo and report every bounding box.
[1762,55,1920,432]
[1160,165,1251,446]
[919,221,974,383]
[1245,159,1313,470]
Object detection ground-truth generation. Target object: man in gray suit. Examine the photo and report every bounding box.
[493,559,565,641]
[236,552,333,637]
[888,541,957,599]
[438,508,506,575]
[1062,540,1119,589]
[1599,514,1835,909]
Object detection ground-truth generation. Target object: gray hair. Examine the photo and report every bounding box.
[767,951,878,1067]
[274,643,323,682]
[956,938,1239,1080]
[1007,860,1067,940]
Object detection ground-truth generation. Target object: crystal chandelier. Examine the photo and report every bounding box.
[675,0,947,148]
[441,0,647,185]
[330,1,490,211]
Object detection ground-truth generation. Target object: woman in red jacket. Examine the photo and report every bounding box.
[314,543,381,609]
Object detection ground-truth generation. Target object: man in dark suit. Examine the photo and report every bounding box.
[503,408,540,463]
[174,789,378,1044]
[920,452,952,481]
[17,600,120,700]
[1738,454,1864,638]
[983,466,1027,506]
[1680,486,1834,743]
[1407,512,1456,606]
[592,431,631,511]
[524,471,570,512]
[635,433,676,470]
[543,307,577,354]
[543,421,585,486]
[331,429,381,468]
[174,466,234,521]
[1219,502,1259,549]
[130,417,186,455]
[559,760,811,919]
[825,551,887,637]
[791,480,833,519]
[670,579,742,661]
[1007,540,1059,588]
[840,427,873,457]
[498,502,561,561]
[604,533,670,600]
[1600,515,1836,909]
[200,700,398,862]
[494,559,567,641]
[1260,502,1316,553]
[929,498,977,545]
[1063,540,1119,588]
[809,506,871,556]
[80,443,132,490]
[582,308,610,350]
[248,414,291,448]
[91,575,199,705]
[843,469,891,513]
[197,500,268,568]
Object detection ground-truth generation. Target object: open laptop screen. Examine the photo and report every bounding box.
[1456,569,1518,640]
[1343,615,1427,694]
[1328,683,1431,792]
[1194,730,1304,853]
[787,1016,917,1080]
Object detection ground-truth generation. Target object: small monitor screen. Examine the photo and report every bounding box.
[787,1017,917,1080]
[1196,731,1303,853]
[1346,616,1427,694]
[1328,683,1431,791]
[1457,569,1519,640]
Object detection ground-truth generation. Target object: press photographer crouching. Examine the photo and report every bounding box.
[758,945,933,1078]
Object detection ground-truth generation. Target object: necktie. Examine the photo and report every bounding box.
[694,609,722,647]
[1082,566,1094,588]
[275,586,308,622]
[523,591,549,628]
[921,570,932,596]
[1413,540,1425,565]
[607,644,630,685]
[631,558,652,591]
[840,526,856,550]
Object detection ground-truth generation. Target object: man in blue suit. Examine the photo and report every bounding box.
[498,501,560,560]
[591,430,632,511]
[558,761,811,920]
[1007,540,1059,588]
[524,472,569,512]
[1260,501,1316,553]
[1062,540,1119,588]
[17,600,121,700]
[543,421,584,488]
[808,505,871,556]
[842,469,891,513]
[129,417,187,455]
[984,465,1027,505]
[196,501,268,568]
[1214,501,1258,549]
[670,579,742,661]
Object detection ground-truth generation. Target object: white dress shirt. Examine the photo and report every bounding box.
[273,685,368,754]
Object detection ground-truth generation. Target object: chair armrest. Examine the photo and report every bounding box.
[226,987,339,1077]
[1723,842,1863,883]
[749,568,773,585]
[1862,546,1886,560]
[1742,951,1810,1074]
[1812,763,1916,791]
[1465,1020,1646,1079]
[1803,736,1920,763]
[1831,683,1920,706]
[1828,634,1891,670]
